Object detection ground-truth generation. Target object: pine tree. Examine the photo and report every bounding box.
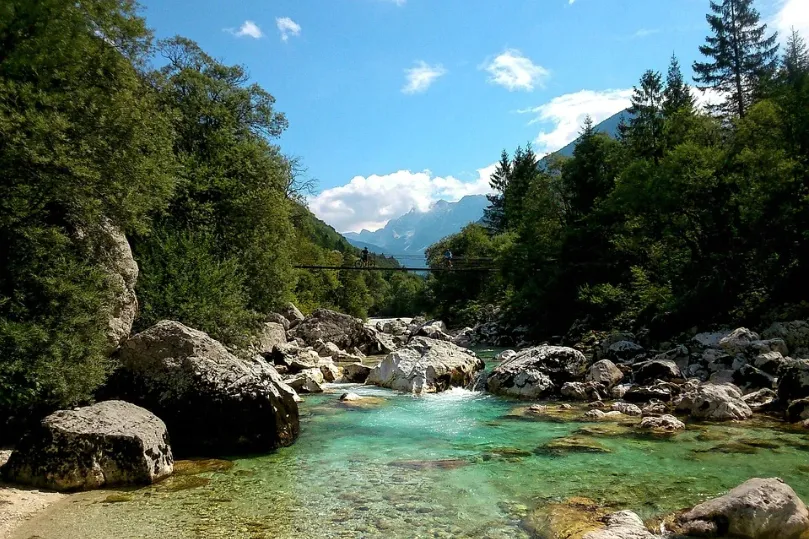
[483,150,510,233]
[503,145,538,232]
[783,27,809,80]
[693,0,779,118]
[628,70,665,162]
[663,54,695,116]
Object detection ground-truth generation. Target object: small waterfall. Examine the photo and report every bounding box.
[467,370,488,392]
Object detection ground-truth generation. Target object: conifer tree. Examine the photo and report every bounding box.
[693,0,779,118]
[484,150,511,233]
[783,27,809,80]
[663,54,695,116]
[628,70,665,162]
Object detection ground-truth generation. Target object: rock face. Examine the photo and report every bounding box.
[2,401,172,491]
[367,337,484,393]
[675,478,809,539]
[487,346,588,399]
[110,321,299,456]
[290,309,393,355]
[586,360,624,388]
[676,383,753,421]
[78,219,139,352]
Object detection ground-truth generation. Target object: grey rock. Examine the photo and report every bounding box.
[339,392,363,402]
[605,340,645,363]
[778,359,809,403]
[638,414,685,432]
[732,364,775,392]
[266,313,290,330]
[632,359,682,385]
[2,401,172,491]
[611,384,632,399]
[675,477,809,539]
[488,345,588,395]
[279,302,304,323]
[763,320,809,357]
[286,369,324,394]
[560,382,589,401]
[719,327,760,354]
[254,322,287,355]
[641,400,668,417]
[676,382,753,421]
[742,388,777,410]
[367,337,484,393]
[786,398,809,422]
[496,350,517,362]
[586,359,624,388]
[416,325,454,343]
[611,402,642,416]
[583,510,659,539]
[754,351,787,375]
[271,342,321,372]
[290,309,394,355]
[110,321,299,456]
[342,363,372,383]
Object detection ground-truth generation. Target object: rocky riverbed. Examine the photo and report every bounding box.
[4,308,809,538]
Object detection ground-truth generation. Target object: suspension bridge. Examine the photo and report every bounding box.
[293,254,496,272]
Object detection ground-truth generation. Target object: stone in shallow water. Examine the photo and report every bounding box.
[173,459,234,476]
[638,414,685,432]
[388,459,469,470]
[522,497,608,539]
[2,400,173,491]
[535,436,611,456]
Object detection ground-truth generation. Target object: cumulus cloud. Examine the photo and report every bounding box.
[229,21,263,39]
[276,17,301,42]
[402,61,447,94]
[518,89,633,154]
[483,49,550,92]
[308,165,496,233]
[773,0,809,38]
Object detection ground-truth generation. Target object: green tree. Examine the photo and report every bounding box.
[783,28,809,81]
[627,69,665,162]
[483,150,511,233]
[693,0,779,118]
[663,54,695,116]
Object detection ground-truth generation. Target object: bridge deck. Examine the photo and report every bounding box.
[293,265,494,272]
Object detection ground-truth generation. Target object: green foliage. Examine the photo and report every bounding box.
[134,228,259,344]
[0,0,175,416]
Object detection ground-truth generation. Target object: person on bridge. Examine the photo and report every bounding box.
[361,247,370,267]
[443,249,453,268]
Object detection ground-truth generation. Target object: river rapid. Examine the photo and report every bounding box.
[10,351,809,539]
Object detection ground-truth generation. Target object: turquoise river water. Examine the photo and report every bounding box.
[10,352,809,539]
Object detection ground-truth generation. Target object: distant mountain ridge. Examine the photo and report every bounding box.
[341,109,630,266]
[344,195,490,267]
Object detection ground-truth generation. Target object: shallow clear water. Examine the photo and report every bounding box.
[12,351,809,539]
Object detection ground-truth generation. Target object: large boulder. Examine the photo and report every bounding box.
[253,322,287,355]
[674,478,809,539]
[285,369,324,394]
[290,309,393,355]
[109,321,299,456]
[342,363,372,383]
[586,360,624,388]
[270,342,322,372]
[778,359,809,404]
[638,414,685,432]
[487,346,588,399]
[415,325,454,343]
[2,401,172,491]
[676,383,753,421]
[366,337,484,393]
[763,320,809,357]
[632,359,682,385]
[719,327,760,354]
[312,340,365,363]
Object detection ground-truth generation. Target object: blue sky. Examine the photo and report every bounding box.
[139,0,806,232]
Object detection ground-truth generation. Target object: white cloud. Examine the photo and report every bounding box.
[632,28,660,39]
[483,49,550,92]
[230,21,263,39]
[402,61,447,94]
[774,0,809,38]
[518,89,633,154]
[276,17,301,42]
[308,165,496,233]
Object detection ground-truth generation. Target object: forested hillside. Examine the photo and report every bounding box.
[0,0,424,422]
[425,2,809,342]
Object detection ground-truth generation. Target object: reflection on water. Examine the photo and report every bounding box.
[11,353,809,539]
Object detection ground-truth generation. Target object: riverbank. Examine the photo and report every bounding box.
[0,450,66,539]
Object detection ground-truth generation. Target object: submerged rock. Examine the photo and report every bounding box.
[366,337,484,393]
[638,414,685,432]
[2,401,173,491]
[535,436,611,456]
[583,510,659,539]
[673,477,809,539]
[522,497,608,539]
[487,345,587,399]
[110,320,299,456]
[676,383,753,421]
